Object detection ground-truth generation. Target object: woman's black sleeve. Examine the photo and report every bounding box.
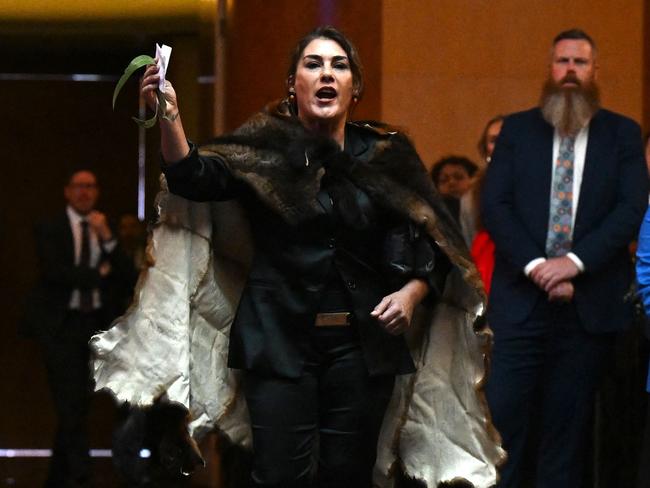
[162,142,245,202]
[382,223,451,300]
[416,234,452,301]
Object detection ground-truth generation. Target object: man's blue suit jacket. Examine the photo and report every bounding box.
[482,107,648,333]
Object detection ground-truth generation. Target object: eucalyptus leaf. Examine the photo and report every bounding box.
[112,54,156,110]
[132,115,159,129]
[132,100,158,128]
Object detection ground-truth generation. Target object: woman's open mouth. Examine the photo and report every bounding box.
[316,87,337,101]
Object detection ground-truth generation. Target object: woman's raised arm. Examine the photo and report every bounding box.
[140,63,190,164]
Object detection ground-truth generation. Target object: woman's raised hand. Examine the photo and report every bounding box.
[140,61,179,119]
[141,61,190,163]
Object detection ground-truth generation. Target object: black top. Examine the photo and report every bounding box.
[163,123,440,378]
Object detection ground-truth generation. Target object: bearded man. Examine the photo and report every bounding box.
[481,29,648,488]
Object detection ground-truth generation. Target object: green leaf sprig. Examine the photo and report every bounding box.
[113,54,173,128]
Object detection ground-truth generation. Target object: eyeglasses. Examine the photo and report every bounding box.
[68,183,98,190]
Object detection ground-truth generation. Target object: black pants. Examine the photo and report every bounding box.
[43,310,102,488]
[243,325,395,488]
[486,302,613,488]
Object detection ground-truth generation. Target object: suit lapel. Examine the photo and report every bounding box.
[60,211,76,266]
[529,111,554,244]
[315,125,371,216]
[574,110,604,241]
[534,116,554,191]
[316,189,334,215]
[346,126,370,159]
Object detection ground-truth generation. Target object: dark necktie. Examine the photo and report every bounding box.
[80,220,93,312]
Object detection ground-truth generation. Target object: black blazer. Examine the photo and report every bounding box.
[21,212,135,342]
[482,108,648,332]
[163,125,421,378]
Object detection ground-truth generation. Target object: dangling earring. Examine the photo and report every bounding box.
[349,94,359,116]
[287,87,297,116]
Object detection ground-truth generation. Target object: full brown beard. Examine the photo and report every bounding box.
[540,74,600,136]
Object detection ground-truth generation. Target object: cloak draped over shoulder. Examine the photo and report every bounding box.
[91,101,505,487]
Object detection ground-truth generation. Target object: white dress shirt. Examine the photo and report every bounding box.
[66,206,116,310]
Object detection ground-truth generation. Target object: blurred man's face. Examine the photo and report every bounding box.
[64,171,98,215]
[437,164,473,199]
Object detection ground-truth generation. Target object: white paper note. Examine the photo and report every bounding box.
[155,43,172,93]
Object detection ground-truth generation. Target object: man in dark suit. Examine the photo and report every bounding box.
[481,29,648,488]
[22,169,134,488]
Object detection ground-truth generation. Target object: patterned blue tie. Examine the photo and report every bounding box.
[545,136,575,257]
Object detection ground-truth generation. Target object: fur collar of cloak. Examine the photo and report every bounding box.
[199,99,484,296]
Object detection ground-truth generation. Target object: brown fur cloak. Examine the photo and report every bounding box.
[91,101,505,487]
